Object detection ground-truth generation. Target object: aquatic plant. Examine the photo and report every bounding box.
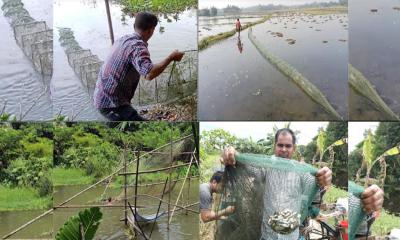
[118,0,197,15]
[248,28,342,120]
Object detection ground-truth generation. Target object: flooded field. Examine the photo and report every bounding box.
[199,12,347,120]
[53,0,197,120]
[0,0,52,121]
[349,0,400,119]
[198,15,264,40]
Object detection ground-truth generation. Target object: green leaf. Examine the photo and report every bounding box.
[55,207,102,240]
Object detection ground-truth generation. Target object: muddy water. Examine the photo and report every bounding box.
[0,0,52,121]
[0,180,198,239]
[53,0,197,120]
[0,210,53,239]
[53,180,199,240]
[252,13,348,118]
[349,0,400,119]
[199,15,264,40]
[198,16,341,120]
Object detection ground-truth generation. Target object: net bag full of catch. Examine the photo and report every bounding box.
[348,181,366,239]
[216,153,319,240]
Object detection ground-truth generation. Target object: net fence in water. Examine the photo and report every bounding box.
[348,181,366,239]
[216,154,319,240]
[58,26,197,105]
[248,27,342,120]
[133,50,198,106]
[1,0,53,85]
[58,28,103,96]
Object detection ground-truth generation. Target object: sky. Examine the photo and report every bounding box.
[200,122,329,145]
[348,122,379,153]
[199,0,339,9]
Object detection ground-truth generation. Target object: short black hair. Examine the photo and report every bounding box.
[210,171,224,183]
[275,128,296,145]
[134,12,158,31]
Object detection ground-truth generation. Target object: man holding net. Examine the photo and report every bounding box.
[200,171,235,222]
[221,128,383,239]
[94,12,185,121]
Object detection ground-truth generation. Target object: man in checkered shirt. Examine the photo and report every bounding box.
[93,12,185,121]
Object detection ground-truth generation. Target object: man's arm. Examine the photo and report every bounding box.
[200,206,235,223]
[145,50,184,80]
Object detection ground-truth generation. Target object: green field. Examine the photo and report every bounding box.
[0,186,51,211]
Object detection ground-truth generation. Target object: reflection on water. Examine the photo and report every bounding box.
[53,0,197,120]
[199,13,347,120]
[349,0,400,119]
[0,0,52,121]
[199,15,263,40]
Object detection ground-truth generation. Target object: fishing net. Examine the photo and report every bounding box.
[216,153,319,240]
[247,27,341,120]
[133,50,198,106]
[58,27,103,97]
[1,0,53,82]
[349,64,399,120]
[348,181,366,239]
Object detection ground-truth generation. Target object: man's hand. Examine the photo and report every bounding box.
[222,146,236,166]
[224,205,235,215]
[361,184,384,214]
[169,50,184,62]
[316,167,332,188]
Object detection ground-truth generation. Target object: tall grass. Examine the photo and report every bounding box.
[52,168,94,186]
[0,186,51,211]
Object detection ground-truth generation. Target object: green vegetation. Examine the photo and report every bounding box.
[52,168,94,186]
[295,6,348,15]
[372,209,400,236]
[323,185,348,204]
[199,16,271,50]
[0,186,51,211]
[0,123,53,211]
[118,0,197,14]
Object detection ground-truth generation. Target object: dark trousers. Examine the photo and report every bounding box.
[99,105,146,121]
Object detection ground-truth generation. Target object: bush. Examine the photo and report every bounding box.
[37,176,52,197]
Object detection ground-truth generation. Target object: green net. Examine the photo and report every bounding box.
[216,153,319,240]
[348,181,366,239]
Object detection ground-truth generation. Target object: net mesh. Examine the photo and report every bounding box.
[216,154,319,240]
[58,28,103,97]
[348,181,366,239]
[1,0,53,83]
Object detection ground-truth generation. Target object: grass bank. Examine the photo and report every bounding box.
[295,6,348,15]
[118,0,197,14]
[0,186,51,211]
[52,168,94,186]
[199,15,271,51]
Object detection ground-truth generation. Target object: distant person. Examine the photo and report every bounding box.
[237,36,243,53]
[94,12,185,121]
[200,171,235,222]
[235,18,242,37]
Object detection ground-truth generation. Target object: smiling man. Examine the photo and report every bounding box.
[94,12,185,121]
[221,128,383,239]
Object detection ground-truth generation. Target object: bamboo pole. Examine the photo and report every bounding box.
[124,175,199,188]
[168,127,173,230]
[122,195,199,214]
[118,162,191,175]
[169,155,194,224]
[104,0,114,44]
[134,149,140,224]
[55,204,145,208]
[150,178,169,238]
[124,147,128,226]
